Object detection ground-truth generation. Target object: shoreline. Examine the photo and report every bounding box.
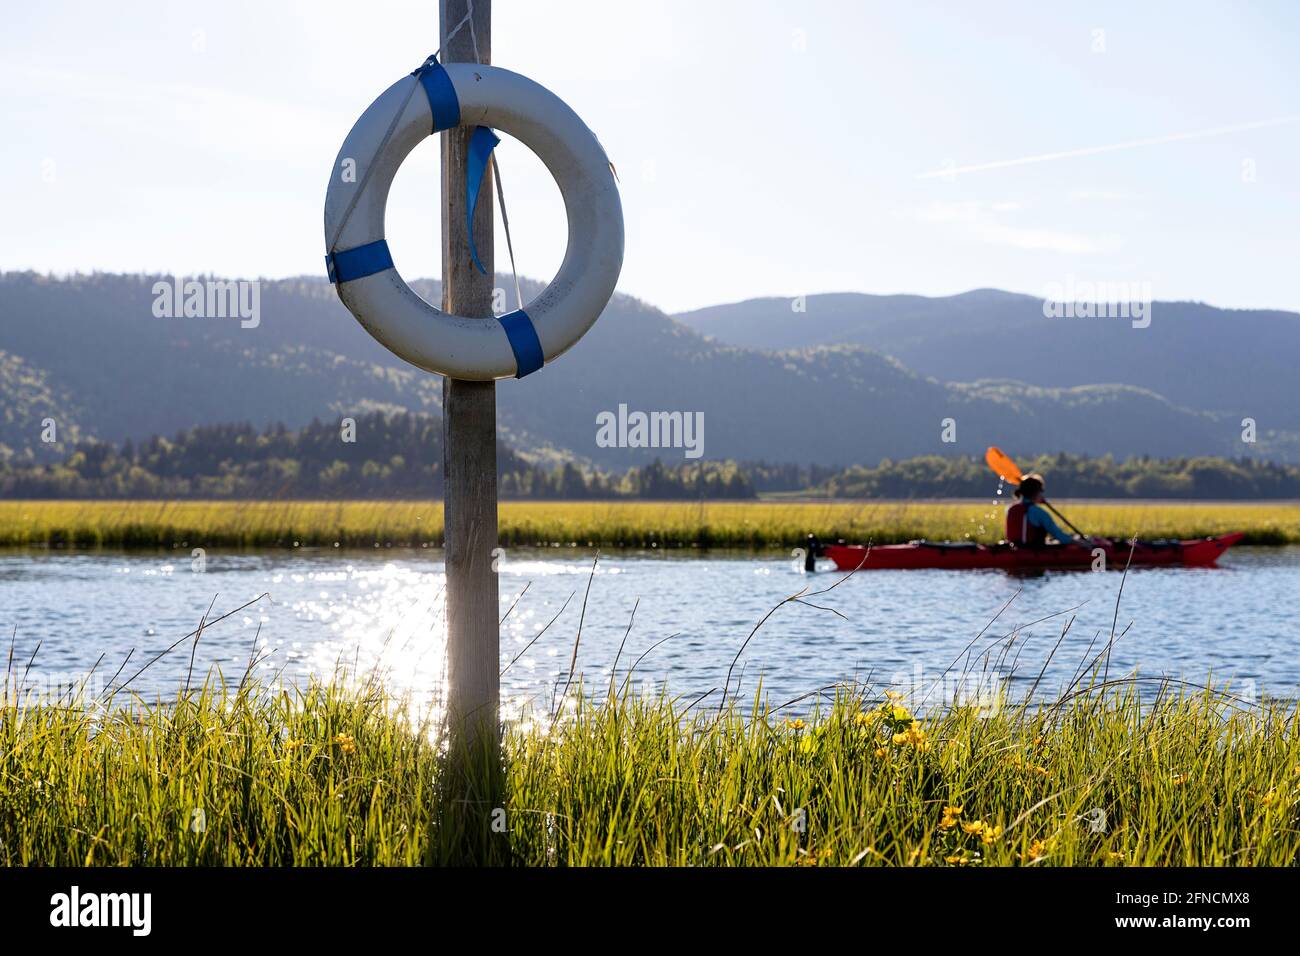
[2,499,1298,549]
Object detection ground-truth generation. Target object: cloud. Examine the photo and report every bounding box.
[916,116,1300,180]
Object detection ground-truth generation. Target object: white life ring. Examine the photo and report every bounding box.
[324,59,624,380]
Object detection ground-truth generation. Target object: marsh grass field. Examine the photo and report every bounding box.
[2,499,1298,549]
[4,673,1299,866]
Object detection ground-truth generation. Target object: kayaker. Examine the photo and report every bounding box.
[1006,474,1082,547]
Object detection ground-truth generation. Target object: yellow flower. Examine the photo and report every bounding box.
[854,710,881,726]
[884,690,905,701]
[334,732,356,754]
[874,747,888,759]
[945,854,969,866]
[797,847,833,867]
[1170,773,1188,786]
[284,738,304,751]
[1260,789,1277,807]
[967,816,1003,842]
[889,705,913,723]
[1009,753,1049,776]
[1106,850,1125,863]
[1024,839,1048,863]
[785,718,806,731]
[891,724,930,751]
[939,805,962,829]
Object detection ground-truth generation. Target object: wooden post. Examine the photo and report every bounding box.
[441,0,498,752]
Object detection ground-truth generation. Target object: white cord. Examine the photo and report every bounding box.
[436,7,475,61]
[467,14,483,65]
[491,154,524,311]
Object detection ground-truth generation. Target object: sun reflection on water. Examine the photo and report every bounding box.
[268,559,625,734]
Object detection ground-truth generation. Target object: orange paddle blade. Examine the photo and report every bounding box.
[985,446,1023,484]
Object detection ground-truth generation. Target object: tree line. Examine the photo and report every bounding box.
[817,453,1300,499]
[2,414,1296,500]
[0,412,756,500]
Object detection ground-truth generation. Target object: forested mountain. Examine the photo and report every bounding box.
[676,290,1300,431]
[2,273,1294,468]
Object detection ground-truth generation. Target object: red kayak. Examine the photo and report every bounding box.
[822,533,1245,572]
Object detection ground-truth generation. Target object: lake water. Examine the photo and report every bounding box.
[3,546,1297,717]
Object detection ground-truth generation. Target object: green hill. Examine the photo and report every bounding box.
[676,290,1300,432]
[1,272,1290,467]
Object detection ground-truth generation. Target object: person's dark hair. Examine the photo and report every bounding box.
[1015,473,1045,500]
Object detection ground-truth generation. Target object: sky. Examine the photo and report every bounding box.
[2,0,1298,313]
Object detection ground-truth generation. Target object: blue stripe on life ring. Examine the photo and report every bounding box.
[412,57,460,133]
[326,239,393,284]
[497,309,544,377]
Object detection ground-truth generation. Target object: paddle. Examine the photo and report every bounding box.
[985,446,1092,541]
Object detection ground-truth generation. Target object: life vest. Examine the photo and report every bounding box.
[1006,501,1047,546]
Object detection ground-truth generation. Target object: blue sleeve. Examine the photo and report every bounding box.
[1026,504,1075,543]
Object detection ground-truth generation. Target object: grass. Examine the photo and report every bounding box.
[2,499,1298,549]
[4,672,1298,866]
[0,676,436,866]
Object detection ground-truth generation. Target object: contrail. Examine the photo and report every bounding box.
[917,115,1300,180]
